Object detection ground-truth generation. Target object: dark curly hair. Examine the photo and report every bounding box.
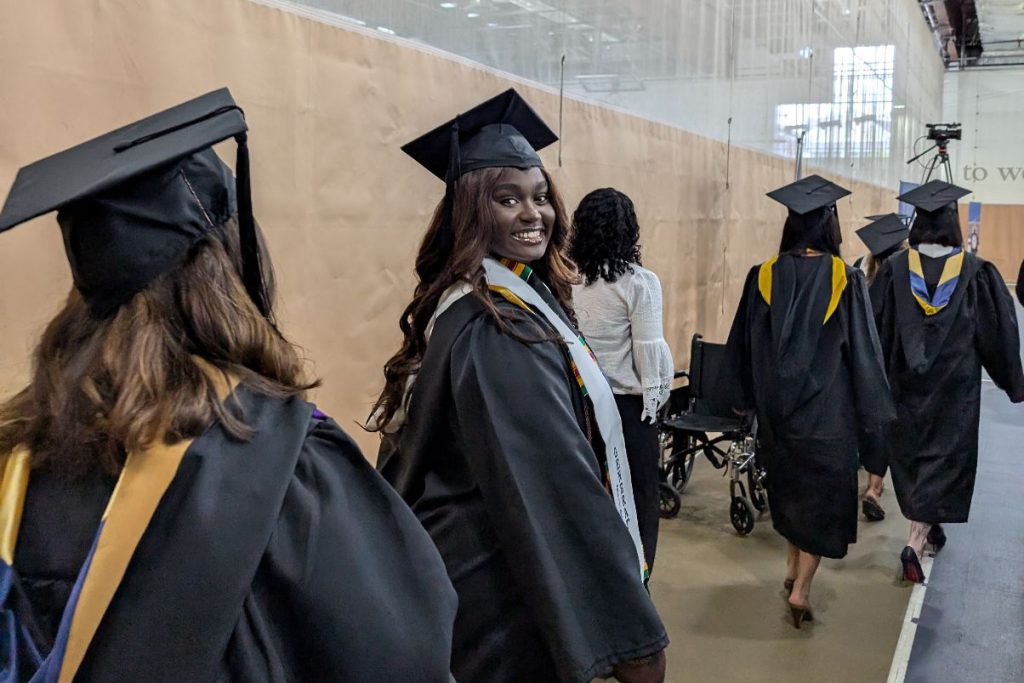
[569,188,642,285]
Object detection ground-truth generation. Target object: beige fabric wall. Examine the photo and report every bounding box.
[0,0,894,456]
[959,205,1024,281]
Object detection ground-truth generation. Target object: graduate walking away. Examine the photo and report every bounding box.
[870,181,1024,583]
[0,90,457,682]
[724,176,896,628]
[570,188,674,574]
[372,90,668,683]
[852,213,910,521]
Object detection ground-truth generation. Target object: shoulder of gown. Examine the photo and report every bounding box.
[720,264,763,411]
[227,414,457,683]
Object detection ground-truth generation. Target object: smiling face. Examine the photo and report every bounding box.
[487,167,555,264]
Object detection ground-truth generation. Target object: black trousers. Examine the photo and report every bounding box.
[614,394,661,572]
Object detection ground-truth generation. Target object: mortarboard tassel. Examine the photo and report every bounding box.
[233,132,270,318]
[438,119,461,253]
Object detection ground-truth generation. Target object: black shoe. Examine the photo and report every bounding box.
[900,546,925,584]
[862,496,885,522]
[788,603,814,629]
[927,524,946,551]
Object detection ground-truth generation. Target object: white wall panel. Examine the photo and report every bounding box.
[944,68,1024,205]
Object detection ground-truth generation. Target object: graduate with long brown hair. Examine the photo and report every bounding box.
[371,90,667,683]
[0,90,456,682]
[853,213,910,522]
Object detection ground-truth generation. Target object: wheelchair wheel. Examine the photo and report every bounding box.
[730,496,756,535]
[659,482,681,519]
[662,431,696,494]
[747,467,768,512]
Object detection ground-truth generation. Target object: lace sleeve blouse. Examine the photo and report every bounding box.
[573,265,675,422]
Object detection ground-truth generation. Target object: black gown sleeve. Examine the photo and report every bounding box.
[448,316,668,682]
[868,258,897,358]
[974,262,1024,403]
[846,270,897,429]
[722,266,759,411]
[223,418,457,683]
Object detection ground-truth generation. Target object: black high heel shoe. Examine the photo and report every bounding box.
[788,603,814,629]
[862,496,885,522]
[900,546,925,584]
[927,524,946,551]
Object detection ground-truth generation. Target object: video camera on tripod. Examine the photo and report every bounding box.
[907,123,962,183]
[926,122,962,143]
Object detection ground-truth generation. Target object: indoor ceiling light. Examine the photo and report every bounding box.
[440,2,457,8]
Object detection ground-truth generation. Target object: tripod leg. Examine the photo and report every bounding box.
[923,154,941,183]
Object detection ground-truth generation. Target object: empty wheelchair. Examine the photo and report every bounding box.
[657,334,768,535]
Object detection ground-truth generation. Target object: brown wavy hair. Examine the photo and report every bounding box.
[0,217,318,477]
[864,240,909,283]
[368,166,576,433]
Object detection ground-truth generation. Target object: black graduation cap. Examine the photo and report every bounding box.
[896,180,971,214]
[402,88,558,182]
[766,175,852,215]
[856,213,909,256]
[0,88,268,319]
[400,89,558,259]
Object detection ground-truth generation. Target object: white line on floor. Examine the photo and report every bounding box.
[887,552,935,683]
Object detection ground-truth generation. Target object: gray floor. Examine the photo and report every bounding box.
[903,301,1024,683]
[651,464,911,682]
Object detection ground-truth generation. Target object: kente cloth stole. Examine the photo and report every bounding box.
[758,254,848,324]
[908,247,963,316]
[484,257,648,581]
[491,258,598,397]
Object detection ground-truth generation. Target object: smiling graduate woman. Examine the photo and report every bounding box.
[371,90,668,683]
[0,90,457,682]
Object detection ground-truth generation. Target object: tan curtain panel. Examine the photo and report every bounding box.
[0,0,896,456]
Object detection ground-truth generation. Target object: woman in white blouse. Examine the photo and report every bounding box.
[569,188,675,573]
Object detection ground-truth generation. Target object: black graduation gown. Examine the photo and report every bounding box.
[15,468,115,649]
[858,426,889,478]
[725,255,895,558]
[13,387,457,682]
[379,279,668,683]
[1016,259,1023,307]
[870,251,1024,523]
